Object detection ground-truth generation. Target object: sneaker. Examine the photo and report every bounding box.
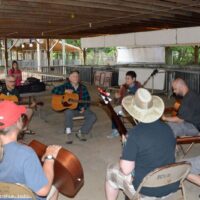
[107,129,119,138]
[76,131,87,141]
[23,129,36,135]
[66,134,73,144]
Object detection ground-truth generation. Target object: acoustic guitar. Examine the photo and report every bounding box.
[28,140,84,197]
[0,93,19,103]
[52,93,98,111]
[164,99,181,117]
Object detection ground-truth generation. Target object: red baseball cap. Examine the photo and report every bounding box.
[0,101,26,129]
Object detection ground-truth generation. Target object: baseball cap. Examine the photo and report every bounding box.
[0,101,26,129]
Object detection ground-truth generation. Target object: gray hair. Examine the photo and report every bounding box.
[5,74,15,80]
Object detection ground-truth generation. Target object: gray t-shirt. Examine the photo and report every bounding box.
[0,142,48,199]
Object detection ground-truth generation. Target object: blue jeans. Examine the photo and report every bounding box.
[65,109,96,134]
[167,121,199,137]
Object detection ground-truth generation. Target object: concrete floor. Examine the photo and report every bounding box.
[22,84,200,200]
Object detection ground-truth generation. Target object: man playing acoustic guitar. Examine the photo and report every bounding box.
[52,70,96,144]
[108,71,141,138]
[162,78,200,137]
[0,100,61,200]
[0,75,36,137]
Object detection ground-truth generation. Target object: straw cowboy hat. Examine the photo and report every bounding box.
[122,88,164,123]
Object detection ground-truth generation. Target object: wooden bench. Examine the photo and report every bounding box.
[176,135,200,157]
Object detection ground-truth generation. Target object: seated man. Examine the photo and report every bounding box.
[105,88,179,200]
[108,71,141,138]
[52,70,96,144]
[162,78,200,137]
[0,100,61,199]
[0,75,35,135]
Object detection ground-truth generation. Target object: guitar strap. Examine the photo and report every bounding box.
[78,84,83,100]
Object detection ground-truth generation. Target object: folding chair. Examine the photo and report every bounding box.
[176,134,200,158]
[125,161,191,200]
[0,182,36,200]
[72,116,85,131]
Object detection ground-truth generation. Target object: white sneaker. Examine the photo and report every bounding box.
[107,129,119,138]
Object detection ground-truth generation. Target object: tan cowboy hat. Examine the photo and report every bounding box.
[122,88,164,123]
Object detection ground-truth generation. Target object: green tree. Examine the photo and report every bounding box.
[65,39,81,47]
[169,46,197,65]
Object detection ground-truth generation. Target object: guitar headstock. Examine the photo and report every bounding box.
[98,88,112,104]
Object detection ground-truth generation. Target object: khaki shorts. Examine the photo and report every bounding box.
[106,164,173,200]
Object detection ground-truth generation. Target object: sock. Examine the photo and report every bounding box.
[66,128,71,134]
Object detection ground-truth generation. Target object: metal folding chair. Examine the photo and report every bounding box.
[125,162,191,200]
[0,182,36,200]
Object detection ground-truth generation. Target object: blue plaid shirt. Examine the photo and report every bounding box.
[52,82,91,111]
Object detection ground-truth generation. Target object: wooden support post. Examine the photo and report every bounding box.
[194,45,199,64]
[83,48,87,65]
[46,38,50,67]
[4,38,8,74]
[165,47,173,65]
[16,50,19,60]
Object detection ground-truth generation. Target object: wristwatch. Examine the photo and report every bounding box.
[44,155,54,161]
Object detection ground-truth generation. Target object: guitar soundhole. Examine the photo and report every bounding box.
[61,95,70,107]
[62,102,70,107]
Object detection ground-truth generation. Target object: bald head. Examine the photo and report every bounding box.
[172,78,189,96]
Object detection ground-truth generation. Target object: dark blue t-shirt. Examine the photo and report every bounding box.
[178,90,200,130]
[122,120,179,197]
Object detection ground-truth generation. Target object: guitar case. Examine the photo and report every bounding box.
[18,77,46,94]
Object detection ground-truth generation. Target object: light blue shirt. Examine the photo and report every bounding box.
[0,142,48,200]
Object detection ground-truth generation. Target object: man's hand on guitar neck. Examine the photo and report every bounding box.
[65,89,73,94]
[80,107,85,114]
[121,134,127,146]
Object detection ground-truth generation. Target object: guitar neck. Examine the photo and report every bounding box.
[98,88,127,137]
[70,99,97,104]
[106,101,127,137]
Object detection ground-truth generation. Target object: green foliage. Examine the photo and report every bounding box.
[65,39,81,47]
[85,48,117,65]
[170,46,198,65]
[58,39,117,64]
